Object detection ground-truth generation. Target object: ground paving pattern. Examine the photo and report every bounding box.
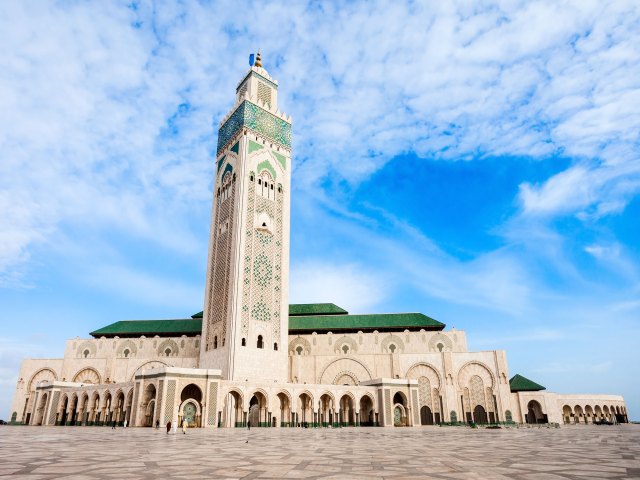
[0,425,639,479]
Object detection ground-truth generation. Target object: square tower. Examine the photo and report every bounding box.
[200,54,292,383]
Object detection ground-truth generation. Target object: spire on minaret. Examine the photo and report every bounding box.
[255,50,262,68]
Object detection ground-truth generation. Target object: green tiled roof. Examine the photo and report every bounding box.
[191,304,348,319]
[289,303,348,316]
[90,319,202,338]
[509,374,546,392]
[91,307,445,337]
[289,312,444,333]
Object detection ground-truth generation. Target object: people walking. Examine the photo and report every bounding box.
[155,419,160,429]
[247,420,251,430]
[182,420,187,435]
[166,421,171,434]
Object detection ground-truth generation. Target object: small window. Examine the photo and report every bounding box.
[214,336,218,349]
[222,338,225,346]
[257,335,264,349]
[83,349,90,358]
[250,173,254,181]
[274,342,278,351]
[123,349,130,358]
[165,348,172,356]
[241,338,246,347]
[258,179,262,185]
[270,183,274,190]
[437,343,444,352]
[342,345,349,354]
[389,344,396,353]
[296,346,303,355]
[277,185,282,193]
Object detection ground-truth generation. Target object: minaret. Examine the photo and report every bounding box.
[200,53,292,383]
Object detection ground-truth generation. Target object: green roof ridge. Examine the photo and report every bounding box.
[289,303,348,316]
[289,312,444,332]
[509,374,546,392]
[90,319,202,337]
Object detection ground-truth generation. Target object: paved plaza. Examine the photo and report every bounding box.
[0,425,639,479]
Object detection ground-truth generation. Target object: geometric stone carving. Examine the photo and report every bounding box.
[73,367,101,385]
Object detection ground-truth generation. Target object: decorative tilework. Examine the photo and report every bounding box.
[249,140,263,154]
[156,380,164,425]
[272,151,286,170]
[48,391,60,425]
[207,383,218,426]
[384,389,392,424]
[417,376,432,409]
[164,380,176,424]
[216,155,226,173]
[206,174,235,350]
[470,375,484,408]
[257,160,276,180]
[221,163,233,180]
[230,141,240,154]
[217,101,291,155]
[412,390,420,425]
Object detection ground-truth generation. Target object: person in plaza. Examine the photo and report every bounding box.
[166,421,171,434]
[123,419,127,428]
[111,419,116,429]
[182,419,187,434]
[247,420,251,430]
[155,419,159,429]
[172,421,177,434]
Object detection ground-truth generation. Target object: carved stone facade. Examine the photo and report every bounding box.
[10,55,629,428]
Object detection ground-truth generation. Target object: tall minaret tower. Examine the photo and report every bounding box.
[200,52,292,383]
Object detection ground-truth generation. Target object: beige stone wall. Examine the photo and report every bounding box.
[10,335,200,424]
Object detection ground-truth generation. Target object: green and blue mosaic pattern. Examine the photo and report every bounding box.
[217,101,291,155]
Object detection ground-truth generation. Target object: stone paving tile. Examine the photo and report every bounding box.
[0,425,639,479]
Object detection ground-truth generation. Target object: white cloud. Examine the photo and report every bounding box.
[290,261,389,313]
[1,0,639,283]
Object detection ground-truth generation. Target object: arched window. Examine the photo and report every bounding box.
[257,335,264,349]
[437,343,444,352]
[274,342,278,351]
[241,338,246,347]
[165,348,172,357]
[389,344,396,353]
[342,345,349,354]
[296,346,303,355]
[214,336,218,349]
[123,349,130,358]
[258,172,275,200]
[83,349,89,358]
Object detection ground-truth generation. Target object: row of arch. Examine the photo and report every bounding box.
[562,404,628,424]
[32,387,134,427]
[222,388,378,428]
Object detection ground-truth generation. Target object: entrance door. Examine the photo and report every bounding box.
[183,403,196,426]
[473,405,488,424]
[249,404,260,427]
[420,406,433,425]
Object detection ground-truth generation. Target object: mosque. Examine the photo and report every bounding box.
[11,54,628,428]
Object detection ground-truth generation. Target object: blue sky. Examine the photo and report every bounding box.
[1,0,639,420]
